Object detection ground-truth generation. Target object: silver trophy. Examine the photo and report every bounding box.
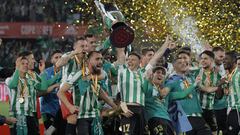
[94,0,134,48]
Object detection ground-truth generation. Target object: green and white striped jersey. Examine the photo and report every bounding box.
[117,65,145,106]
[66,70,108,119]
[60,52,84,106]
[26,71,42,113]
[6,77,33,116]
[227,68,240,111]
[6,70,47,116]
[61,52,82,83]
[193,68,221,110]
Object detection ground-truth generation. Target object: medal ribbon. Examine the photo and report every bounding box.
[183,77,192,98]
[204,71,212,87]
[226,67,237,94]
[91,74,99,96]
[18,79,28,98]
[54,66,58,75]
[75,55,86,77]
[183,80,190,88]
[227,67,237,82]
[28,71,36,80]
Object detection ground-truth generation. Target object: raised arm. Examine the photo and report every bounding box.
[8,57,22,89]
[55,51,78,69]
[8,70,20,89]
[147,35,171,68]
[34,73,48,91]
[38,83,60,97]
[41,71,61,86]
[115,48,126,65]
[56,44,86,69]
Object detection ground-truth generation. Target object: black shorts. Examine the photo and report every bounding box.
[43,113,54,129]
[120,105,145,135]
[102,116,121,135]
[76,118,94,135]
[214,108,227,132]
[226,109,240,135]
[53,109,67,135]
[148,117,174,135]
[42,109,67,135]
[202,109,218,132]
[186,116,212,135]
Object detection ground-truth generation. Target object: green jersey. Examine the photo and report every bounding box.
[144,80,170,121]
[144,78,197,121]
[166,74,202,116]
[61,52,82,83]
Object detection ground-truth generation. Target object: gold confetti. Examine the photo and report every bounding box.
[70,0,240,52]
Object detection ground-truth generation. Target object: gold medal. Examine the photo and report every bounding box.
[18,78,28,104]
[18,97,24,104]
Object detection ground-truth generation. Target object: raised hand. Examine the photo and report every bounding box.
[163,35,171,46]
[167,36,177,50]
[15,57,22,70]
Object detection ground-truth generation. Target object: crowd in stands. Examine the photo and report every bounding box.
[0,37,74,79]
[0,0,89,23]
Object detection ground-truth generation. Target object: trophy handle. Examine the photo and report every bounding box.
[94,0,116,21]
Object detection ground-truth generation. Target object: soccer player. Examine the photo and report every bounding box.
[84,34,97,52]
[167,51,212,135]
[115,36,170,135]
[140,48,155,68]
[144,65,200,135]
[196,51,221,134]
[223,51,240,135]
[7,56,47,135]
[55,37,89,135]
[58,51,117,135]
[40,50,66,135]
[212,47,228,135]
